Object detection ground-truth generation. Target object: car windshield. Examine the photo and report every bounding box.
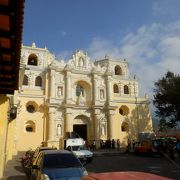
[34,148,56,158]
[71,146,80,151]
[71,145,86,151]
[43,153,82,168]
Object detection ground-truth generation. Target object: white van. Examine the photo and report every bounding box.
[65,138,93,162]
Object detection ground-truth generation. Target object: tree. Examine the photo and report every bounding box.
[153,71,180,129]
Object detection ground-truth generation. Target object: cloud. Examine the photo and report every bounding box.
[87,38,120,60]
[152,0,180,17]
[56,50,71,60]
[61,31,67,37]
[87,21,180,100]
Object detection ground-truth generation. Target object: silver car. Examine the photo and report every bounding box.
[31,150,88,180]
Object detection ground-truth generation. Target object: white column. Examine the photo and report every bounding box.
[93,74,97,104]
[94,114,99,140]
[48,107,56,141]
[94,109,100,148]
[50,70,56,98]
[65,111,73,133]
[108,110,114,140]
[106,76,111,104]
[66,71,72,102]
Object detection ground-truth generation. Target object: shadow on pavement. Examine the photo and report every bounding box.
[14,166,25,173]
[6,175,26,180]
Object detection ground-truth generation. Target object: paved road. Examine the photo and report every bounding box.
[86,153,180,180]
[2,151,180,180]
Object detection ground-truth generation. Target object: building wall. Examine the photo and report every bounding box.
[6,119,15,161]
[14,44,153,151]
[15,97,45,151]
[0,95,9,178]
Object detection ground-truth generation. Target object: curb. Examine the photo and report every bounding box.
[93,150,126,157]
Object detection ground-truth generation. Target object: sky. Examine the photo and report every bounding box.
[23,0,180,104]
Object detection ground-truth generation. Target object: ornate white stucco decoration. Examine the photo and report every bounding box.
[21,51,29,65]
[27,72,35,85]
[106,64,113,74]
[59,59,66,67]
[50,59,65,68]
[67,50,94,71]
[76,95,86,105]
[20,55,26,65]
[56,74,64,83]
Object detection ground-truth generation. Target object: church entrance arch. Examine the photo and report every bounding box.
[73,124,87,140]
[73,115,90,140]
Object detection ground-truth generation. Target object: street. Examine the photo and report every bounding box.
[86,153,180,180]
[2,151,180,180]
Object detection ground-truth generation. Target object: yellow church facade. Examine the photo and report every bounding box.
[14,43,153,152]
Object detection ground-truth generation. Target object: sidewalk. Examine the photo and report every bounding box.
[92,148,126,157]
[0,152,26,180]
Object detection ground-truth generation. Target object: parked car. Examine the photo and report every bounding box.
[32,146,57,163]
[65,138,93,163]
[23,146,57,177]
[135,139,164,155]
[66,145,93,163]
[82,171,171,180]
[31,150,88,180]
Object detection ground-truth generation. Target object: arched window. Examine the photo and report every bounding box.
[76,85,84,96]
[121,122,129,132]
[35,76,42,87]
[124,85,129,94]
[113,84,119,93]
[26,101,38,113]
[119,105,129,116]
[26,105,36,113]
[115,65,122,75]
[25,120,35,132]
[23,75,28,85]
[28,54,38,66]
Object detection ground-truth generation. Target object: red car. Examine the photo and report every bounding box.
[82,171,172,180]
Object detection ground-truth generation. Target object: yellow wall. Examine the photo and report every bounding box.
[6,119,15,161]
[112,100,153,148]
[16,96,45,151]
[0,95,9,178]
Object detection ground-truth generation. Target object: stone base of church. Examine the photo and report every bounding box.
[46,140,60,149]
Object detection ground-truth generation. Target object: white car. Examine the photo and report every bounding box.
[67,145,93,163]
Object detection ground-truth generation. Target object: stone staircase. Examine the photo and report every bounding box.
[1,151,26,180]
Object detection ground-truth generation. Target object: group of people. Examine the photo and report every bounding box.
[85,139,121,150]
[126,139,136,152]
[85,137,180,160]
[99,139,121,149]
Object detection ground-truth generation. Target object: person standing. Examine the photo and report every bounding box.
[93,140,96,150]
[112,139,115,149]
[117,139,120,149]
